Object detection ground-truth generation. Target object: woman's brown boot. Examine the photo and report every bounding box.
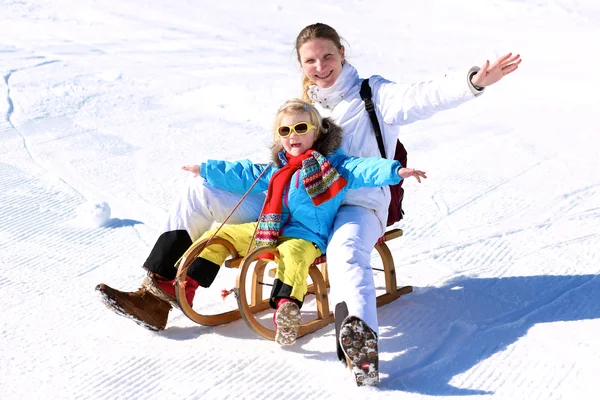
[96,276,172,331]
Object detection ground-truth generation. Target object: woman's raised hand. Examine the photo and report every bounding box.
[398,168,427,183]
[471,53,522,88]
[181,165,200,177]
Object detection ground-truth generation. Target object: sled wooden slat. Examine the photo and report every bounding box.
[175,228,412,339]
[381,228,403,242]
[224,258,242,269]
[234,247,279,340]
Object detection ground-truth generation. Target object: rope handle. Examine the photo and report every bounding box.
[221,288,235,300]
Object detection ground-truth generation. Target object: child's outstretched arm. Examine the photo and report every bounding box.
[398,167,427,183]
[337,152,426,189]
[185,159,274,194]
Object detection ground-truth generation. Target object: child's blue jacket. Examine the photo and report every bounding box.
[200,149,402,252]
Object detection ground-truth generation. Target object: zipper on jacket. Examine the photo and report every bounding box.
[280,180,292,231]
[280,168,300,232]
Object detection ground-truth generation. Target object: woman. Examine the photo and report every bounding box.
[292,22,520,385]
[96,22,520,386]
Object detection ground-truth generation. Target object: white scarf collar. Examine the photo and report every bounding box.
[307,62,359,111]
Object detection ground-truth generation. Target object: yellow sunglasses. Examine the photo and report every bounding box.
[276,122,316,138]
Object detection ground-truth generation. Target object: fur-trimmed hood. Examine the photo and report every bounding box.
[270,117,343,167]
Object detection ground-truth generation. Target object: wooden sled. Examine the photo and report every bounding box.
[174,228,412,340]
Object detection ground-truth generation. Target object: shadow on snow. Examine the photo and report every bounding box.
[104,218,143,228]
[377,273,600,395]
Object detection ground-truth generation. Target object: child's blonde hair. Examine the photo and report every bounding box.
[271,99,323,153]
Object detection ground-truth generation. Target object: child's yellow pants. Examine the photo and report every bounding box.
[196,222,321,307]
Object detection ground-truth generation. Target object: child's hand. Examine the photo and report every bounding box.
[181,165,200,177]
[398,167,427,183]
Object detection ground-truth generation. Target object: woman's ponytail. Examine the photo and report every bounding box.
[301,73,312,102]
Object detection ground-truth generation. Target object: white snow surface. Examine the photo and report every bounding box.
[1,1,599,399]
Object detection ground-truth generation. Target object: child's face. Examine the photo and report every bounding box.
[278,111,318,157]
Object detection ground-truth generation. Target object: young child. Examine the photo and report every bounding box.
[97,99,426,346]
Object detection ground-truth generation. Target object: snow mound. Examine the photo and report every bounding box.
[75,201,111,228]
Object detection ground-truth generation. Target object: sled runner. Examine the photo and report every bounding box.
[173,227,412,341]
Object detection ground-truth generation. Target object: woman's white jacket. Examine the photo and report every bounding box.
[309,62,483,230]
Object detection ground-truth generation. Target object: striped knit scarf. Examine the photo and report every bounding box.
[254,149,347,248]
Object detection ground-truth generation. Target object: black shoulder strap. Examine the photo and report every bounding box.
[360,79,386,158]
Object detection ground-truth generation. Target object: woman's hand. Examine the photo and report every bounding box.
[398,168,427,183]
[471,53,522,88]
[181,165,200,177]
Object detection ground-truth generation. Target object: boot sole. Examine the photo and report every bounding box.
[275,302,302,346]
[96,285,164,332]
[339,316,379,386]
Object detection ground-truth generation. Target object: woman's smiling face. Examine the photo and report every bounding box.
[298,38,344,88]
[278,111,318,157]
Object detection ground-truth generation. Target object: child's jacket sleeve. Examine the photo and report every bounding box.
[200,160,273,194]
[333,150,403,189]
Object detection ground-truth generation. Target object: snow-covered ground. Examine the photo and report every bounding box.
[1,1,599,399]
